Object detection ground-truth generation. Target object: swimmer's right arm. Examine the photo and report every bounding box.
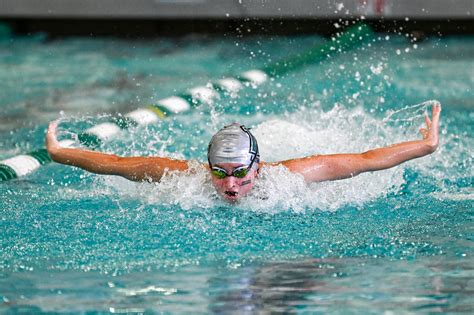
[272,102,441,183]
[46,121,189,182]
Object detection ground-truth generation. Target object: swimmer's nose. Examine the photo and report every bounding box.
[223,176,237,188]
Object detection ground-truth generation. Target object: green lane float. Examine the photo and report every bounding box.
[0,140,74,181]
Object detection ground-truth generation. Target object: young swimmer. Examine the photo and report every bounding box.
[46,103,441,203]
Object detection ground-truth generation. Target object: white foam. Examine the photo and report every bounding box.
[253,105,392,161]
[59,140,75,148]
[237,159,402,213]
[431,188,474,201]
[100,161,217,211]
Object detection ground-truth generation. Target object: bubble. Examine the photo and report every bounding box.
[355,71,361,81]
[370,63,384,75]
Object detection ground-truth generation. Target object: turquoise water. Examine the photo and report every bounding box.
[1,30,473,313]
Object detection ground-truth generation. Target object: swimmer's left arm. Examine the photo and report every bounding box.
[276,102,441,183]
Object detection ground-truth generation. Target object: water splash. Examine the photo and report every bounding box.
[97,103,445,213]
[383,100,436,124]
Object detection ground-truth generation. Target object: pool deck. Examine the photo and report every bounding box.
[1,0,472,19]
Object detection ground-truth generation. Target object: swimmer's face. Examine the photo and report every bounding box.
[210,162,258,203]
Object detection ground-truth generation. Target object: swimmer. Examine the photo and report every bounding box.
[46,103,441,203]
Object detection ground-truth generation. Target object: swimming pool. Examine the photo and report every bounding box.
[1,28,473,313]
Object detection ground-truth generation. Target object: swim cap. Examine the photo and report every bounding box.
[208,123,260,169]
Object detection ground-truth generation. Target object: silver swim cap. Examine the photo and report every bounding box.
[208,123,260,169]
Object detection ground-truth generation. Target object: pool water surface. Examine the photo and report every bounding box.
[1,28,473,313]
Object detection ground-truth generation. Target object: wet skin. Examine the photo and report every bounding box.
[209,162,258,203]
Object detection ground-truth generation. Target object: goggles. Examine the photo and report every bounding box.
[211,159,256,179]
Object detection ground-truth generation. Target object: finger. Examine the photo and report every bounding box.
[46,120,60,146]
[424,113,432,128]
[431,103,441,127]
[48,120,60,136]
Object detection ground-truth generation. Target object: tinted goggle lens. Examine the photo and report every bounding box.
[211,166,249,179]
[232,167,249,178]
[211,168,227,179]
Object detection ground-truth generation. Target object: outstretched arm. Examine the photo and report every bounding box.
[46,121,189,182]
[274,102,441,183]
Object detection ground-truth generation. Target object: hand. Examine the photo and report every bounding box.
[45,120,61,154]
[419,102,441,152]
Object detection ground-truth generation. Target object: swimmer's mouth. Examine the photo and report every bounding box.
[225,191,238,197]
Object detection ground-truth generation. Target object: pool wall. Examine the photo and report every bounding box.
[1,0,473,36]
[1,0,472,19]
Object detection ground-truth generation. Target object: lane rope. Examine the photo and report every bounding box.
[0,23,373,181]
